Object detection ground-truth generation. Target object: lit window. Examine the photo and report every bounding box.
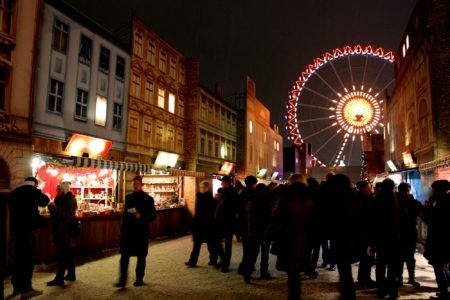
[221,145,225,159]
[249,120,253,134]
[113,103,122,130]
[406,35,410,50]
[52,19,69,53]
[157,88,165,109]
[402,44,406,58]
[168,93,175,114]
[276,142,280,151]
[48,79,64,113]
[95,95,107,126]
[75,89,88,121]
[264,131,267,143]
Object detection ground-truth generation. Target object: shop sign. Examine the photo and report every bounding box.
[65,133,113,157]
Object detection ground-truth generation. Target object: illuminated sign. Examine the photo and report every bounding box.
[154,151,179,169]
[65,133,113,157]
[402,151,416,167]
[218,161,235,175]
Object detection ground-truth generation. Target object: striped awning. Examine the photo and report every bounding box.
[72,156,152,173]
[169,169,205,178]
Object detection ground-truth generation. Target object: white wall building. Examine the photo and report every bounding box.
[33,0,130,152]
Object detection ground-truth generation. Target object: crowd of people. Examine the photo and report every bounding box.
[6,173,450,300]
[185,173,450,300]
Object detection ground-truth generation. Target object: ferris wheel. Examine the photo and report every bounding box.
[285,45,395,167]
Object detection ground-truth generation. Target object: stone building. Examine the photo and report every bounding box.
[235,77,283,182]
[384,0,450,201]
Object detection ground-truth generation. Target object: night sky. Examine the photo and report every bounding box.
[65,0,417,149]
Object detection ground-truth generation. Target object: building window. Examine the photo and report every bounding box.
[167,128,174,150]
[159,50,166,72]
[208,140,213,157]
[143,121,152,146]
[52,19,69,53]
[115,56,125,81]
[48,79,64,113]
[249,120,253,134]
[179,64,186,85]
[157,88,165,109]
[144,81,153,103]
[99,46,110,74]
[113,103,122,130]
[75,89,88,120]
[147,40,156,65]
[177,132,183,153]
[0,68,8,110]
[0,0,12,36]
[131,73,141,97]
[406,34,410,50]
[95,95,107,126]
[168,93,175,114]
[156,125,163,148]
[169,57,177,79]
[128,116,138,144]
[134,31,143,57]
[79,35,92,65]
[215,142,219,158]
[200,96,207,119]
[200,138,205,155]
[178,98,184,117]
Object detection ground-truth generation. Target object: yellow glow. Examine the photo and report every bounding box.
[168,93,175,114]
[342,98,374,127]
[95,96,107,126]
[88,139,106,155]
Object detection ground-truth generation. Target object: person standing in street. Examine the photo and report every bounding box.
[397,182,423,288]
[423,180,450,300]
[115,175,156,288]
[214,175,238,273]
[8,177,50,299]
[47,182,78,287]
[185,181,217,267]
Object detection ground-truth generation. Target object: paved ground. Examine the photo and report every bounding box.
[3,235,439,299]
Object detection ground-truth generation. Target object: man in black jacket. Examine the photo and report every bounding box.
[115,175,156,288]
[215,176,238,273]
[8,177,50,298]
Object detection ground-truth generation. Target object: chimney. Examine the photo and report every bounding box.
[215,84,224,99]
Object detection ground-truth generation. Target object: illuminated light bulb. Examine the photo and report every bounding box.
[361,85,364,90]
[337,129,342,133]
[332,100,338,103]
[329,115,335,118]
[360,136,364,141]
[375,93,379,97]
[329,107,335,110]
[332,122,337,126]
[353,85,356,90]
[337,93,342,97]
[368,88,372,93]
[344,88,348,93]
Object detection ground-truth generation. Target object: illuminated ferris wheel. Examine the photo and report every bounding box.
[285,45,395,167]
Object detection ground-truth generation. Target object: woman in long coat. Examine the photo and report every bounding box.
[270,174,313,300]
[47,182,78,286]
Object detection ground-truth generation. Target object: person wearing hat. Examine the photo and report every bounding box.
[214,175,238,273]
[8,177,50,299]
[115,175,156,288]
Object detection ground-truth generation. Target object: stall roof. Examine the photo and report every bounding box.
[73,156,152,173]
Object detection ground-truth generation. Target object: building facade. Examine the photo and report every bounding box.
[236,77,283,181]
[33,0,130,159]
[185,84,237,176]
[0,0,42,189]
[384,0,450,201]
[126,16,195,168]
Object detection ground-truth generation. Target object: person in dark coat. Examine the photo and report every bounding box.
[423,180,450,300]
[319,172,337,271]
[115,175,156,288]
[214,175,238,273]
[374,178,402,299]
[269,174,313,300]
[8,177,50,298]
[306,177,321,279]
[243,183,273,283]
[47,182,78,286]
[397,182,423,288]
[356,180,376,287]
[185,181,218,267]
[329,174,364,300]
[237,175,257,275]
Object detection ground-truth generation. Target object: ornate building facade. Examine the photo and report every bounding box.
[126,16,196,168]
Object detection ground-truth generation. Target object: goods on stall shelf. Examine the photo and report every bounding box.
[142,175,182,210]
